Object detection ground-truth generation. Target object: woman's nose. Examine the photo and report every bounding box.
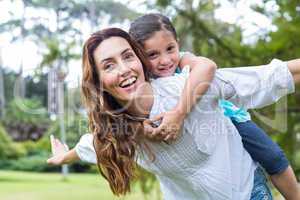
[118,61,131,77]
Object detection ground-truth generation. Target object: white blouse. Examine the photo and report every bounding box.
[75,59,294,200]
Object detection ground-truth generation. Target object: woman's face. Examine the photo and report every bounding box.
[143,30,180,77]
[93,36,146,102]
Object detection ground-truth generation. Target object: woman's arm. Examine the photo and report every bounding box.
[287,59,300,83]
[47,134,97,165]
[47,135,80,165]
[217,59,297,109]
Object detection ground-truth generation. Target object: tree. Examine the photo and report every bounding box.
[0,50,5,118]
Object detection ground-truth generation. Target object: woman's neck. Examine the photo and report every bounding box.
[120,82,154,118]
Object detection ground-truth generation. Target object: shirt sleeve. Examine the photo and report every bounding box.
[215,59,295,109]
[74,133,97,164]
[179,51,192,59]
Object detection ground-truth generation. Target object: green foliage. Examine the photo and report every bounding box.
[45,114,88,148]
[2,98,49,141]
[5,98,47,124]
[0,124,26,160]
[1,133,92,172]
[5,152,59,172]
[24,73,49,107]
[134,166,158,197]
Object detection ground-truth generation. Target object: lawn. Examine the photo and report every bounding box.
[0,170,161,200]
[0,170,286,200]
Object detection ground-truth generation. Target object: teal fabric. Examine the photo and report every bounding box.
[175,67,181,74]
[218,99,251,122]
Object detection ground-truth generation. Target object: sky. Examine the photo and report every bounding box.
[0,0,277,88]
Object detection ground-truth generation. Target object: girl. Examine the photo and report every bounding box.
[48,27,300,200]
[128,13,300,200]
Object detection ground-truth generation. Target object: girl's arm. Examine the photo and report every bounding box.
[176,54,217,115]
[144,54,217,141]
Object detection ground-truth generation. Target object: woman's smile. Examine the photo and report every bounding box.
[93,36,145,101]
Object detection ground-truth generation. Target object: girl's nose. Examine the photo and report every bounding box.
[160,54,171,66]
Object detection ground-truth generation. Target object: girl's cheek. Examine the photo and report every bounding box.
[149,60,158,70]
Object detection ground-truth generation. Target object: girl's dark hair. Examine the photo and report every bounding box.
[129,13,177,47]
[82,28,153,196]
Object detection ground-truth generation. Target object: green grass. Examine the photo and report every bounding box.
[0,170,160,200]
[0,170,286,200]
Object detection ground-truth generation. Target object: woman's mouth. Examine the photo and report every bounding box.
[119,76,138,92]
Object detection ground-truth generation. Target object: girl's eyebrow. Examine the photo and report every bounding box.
[146,49,158,53]
[167,42,176,46]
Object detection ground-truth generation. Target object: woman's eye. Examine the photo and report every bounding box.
[124,53,134,60]
[104,63,114,71]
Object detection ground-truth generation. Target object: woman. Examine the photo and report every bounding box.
[49,27,300,200]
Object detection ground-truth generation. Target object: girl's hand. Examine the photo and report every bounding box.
[143,109,185,143]
[47,135,69,165]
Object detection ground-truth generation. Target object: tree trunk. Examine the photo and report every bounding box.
[0,48,5,118]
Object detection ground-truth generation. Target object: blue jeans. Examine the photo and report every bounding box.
[250,167,273,200]
[232,120,289,175]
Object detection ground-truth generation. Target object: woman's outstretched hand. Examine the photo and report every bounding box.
[47,135,69,165]
[143,110,185,143]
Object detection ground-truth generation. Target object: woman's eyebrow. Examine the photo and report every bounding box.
[100,48,132,64]
[121,48,132,55]
[101,57,113,64]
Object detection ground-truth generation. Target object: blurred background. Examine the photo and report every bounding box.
[0,0,299,199]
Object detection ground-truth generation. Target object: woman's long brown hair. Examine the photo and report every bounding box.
[81,28,152,196]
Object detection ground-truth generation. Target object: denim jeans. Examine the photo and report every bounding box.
[250,167,273,200]
[232,120,289,175]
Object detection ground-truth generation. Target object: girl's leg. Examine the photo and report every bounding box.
[250,167,273,200]
[270,166,300,200]
[232,120,300,200]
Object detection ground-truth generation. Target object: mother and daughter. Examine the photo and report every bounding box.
[48,14,300,200]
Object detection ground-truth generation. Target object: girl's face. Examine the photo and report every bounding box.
[143,30,180,77]
[93,36,146,102]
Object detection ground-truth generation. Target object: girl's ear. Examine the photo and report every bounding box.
[176,38,180,48]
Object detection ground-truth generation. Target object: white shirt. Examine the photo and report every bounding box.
[75,59,294,200]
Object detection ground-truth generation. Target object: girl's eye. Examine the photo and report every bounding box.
[147,52,158,59]
[167,46,175,52]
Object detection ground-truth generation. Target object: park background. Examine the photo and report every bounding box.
[0,0,299,199]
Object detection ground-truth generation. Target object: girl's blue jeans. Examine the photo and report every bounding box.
[232,120,289,175]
